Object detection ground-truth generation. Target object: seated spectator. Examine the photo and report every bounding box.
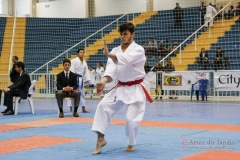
[199,48,209,70]
[164,60,175,72]
[236,2,240,16]
[171,40,179,57]
[158,41,168,58]
[165,39,173,52]
[152,62,164,72]
[152,62,164,99]
[148,37,158,58]
[56,59,80,118]
[213,47,227,70]
[144,59,151,73]
[226,5,236,19]
[163,60,177,99]
[142,41,149,57]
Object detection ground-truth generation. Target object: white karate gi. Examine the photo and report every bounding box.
[95,67,104,83]
[92,41,150,146]
[89,69,96,86]
[66,58,91,107]
[204,5,217,27]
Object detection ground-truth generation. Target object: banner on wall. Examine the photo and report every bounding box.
[214,71,240,91]
[144,71,157,89]
[162,71,210,90]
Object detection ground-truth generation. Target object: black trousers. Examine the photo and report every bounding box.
[3,90,20,111]
[56,91,80,109]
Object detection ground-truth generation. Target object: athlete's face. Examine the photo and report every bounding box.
[77,50,84,59]
[120,30,134,45]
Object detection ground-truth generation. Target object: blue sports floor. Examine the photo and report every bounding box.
[0,98,240,160]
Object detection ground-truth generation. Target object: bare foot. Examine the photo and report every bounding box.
[92,138,107,155]
[125,145,135,152]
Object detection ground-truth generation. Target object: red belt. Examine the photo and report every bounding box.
[113,78,153,103]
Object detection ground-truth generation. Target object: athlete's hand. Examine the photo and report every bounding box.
[103,39,109,56]
[85,81,89,88]
[95,81,106,96]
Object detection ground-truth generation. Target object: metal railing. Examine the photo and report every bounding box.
[30,1,149,75]
[8,8,18,72]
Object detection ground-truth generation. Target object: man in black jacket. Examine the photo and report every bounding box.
[200,2,206,25]
[10,56,20,84]
[56,59,80,118]
[173,3,183,28]
[1,61,31,115]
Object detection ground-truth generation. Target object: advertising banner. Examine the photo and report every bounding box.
[162,71,210,90]
[214,71,240,91]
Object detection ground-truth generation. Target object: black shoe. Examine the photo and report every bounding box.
[1,109,8,114]
[3,110,14,115]
[73,112,79,117]
[59,112,64,118]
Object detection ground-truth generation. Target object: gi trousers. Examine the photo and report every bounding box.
[92,93,146,146]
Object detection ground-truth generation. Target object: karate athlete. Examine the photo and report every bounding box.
[91,22,153,155]
[67,48,90,113]
[204,3,217,28]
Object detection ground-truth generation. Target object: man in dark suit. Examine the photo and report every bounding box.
[1,61,31,115]
[200,2,206,25]
[10,56,20,83]
[199,47,209,70]
[56,59,80,118]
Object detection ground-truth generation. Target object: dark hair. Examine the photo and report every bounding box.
[63,59,71,65]
[15,61,25,71]
[118,22,135,34]
[13,56,18,60]
[97,62,102,66]
[77,48,84,54]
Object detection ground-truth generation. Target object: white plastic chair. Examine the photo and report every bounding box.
[57,97,74,117]
[13,80,36,115]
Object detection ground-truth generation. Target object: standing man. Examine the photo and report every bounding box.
[10,56,19,83]
[204,3,217,29]
[173,3,183,28]
[91,22,153,155]
[56,59,80,118]
[69,49,90,113]
[1,62,31,115]
[200,1,206,25]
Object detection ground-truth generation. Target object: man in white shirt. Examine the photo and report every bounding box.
[91,22,153,155]
[68,48,90,113]
[204,3,217,28]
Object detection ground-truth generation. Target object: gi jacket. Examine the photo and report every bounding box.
[104,41,149,104]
